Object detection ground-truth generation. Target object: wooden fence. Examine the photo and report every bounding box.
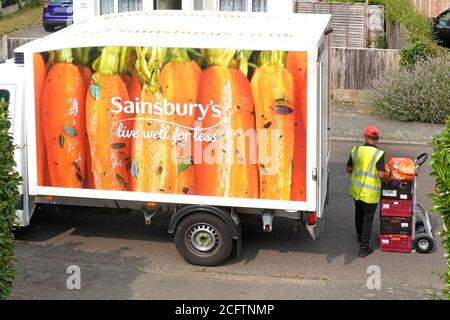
[296,1,367,48]
[332,47,400,90]
[413,0,450,17]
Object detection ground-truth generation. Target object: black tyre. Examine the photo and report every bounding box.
[413,234,434,254]
[174,213,232,266]
[43,24,55,32]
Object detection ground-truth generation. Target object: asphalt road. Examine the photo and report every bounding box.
[9,141,447,300]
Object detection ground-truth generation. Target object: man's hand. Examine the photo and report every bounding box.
[378,171,390,183]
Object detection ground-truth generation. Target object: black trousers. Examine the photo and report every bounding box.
[354,199,378,249]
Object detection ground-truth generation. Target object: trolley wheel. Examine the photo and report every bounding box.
[413,234,434,254]
[174,213,233,266]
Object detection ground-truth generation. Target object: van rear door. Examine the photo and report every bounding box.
[316,33,331,224]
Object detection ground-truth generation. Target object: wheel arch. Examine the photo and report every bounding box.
[168,205,240,240]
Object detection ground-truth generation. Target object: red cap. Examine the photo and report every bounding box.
[364,126,381,138]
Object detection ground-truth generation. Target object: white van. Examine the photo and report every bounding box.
[0,10,331,266]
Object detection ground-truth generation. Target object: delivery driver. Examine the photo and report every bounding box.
[346,126,389,258]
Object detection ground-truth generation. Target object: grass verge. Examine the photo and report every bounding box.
[0,6,41,36]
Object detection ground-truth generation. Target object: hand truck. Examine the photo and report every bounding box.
[411,153,435,253]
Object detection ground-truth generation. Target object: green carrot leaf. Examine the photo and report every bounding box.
[131,160,139,178]
[177,158,191,173]
[59,134,64,149]
[111,143,126,149]
[63,125,77,137]
[116,174,127,187]
[89,84,100,100]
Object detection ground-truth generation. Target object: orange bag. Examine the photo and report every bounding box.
[386,158,416,181]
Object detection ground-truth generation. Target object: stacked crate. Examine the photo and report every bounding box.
[379,181,414,253]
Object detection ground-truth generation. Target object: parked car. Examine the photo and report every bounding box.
[432,8,450,48]
[42,0,73,32]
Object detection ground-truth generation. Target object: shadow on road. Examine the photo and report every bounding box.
[10,240,147,299]
[13,155,441,269]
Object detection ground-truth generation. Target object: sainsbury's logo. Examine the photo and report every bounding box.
[111,97,223,121]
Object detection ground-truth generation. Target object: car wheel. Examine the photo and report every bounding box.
[43,24,55,32]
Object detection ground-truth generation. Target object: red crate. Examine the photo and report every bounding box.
[379,234,411,253]
[380,199,412,217]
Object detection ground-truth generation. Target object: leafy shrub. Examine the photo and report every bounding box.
[429,118,450,298]
[369,54,450,124]
[0,98,20,299]
[374,31,387,49]
[26,0,42,7]
[384,0,446,64]
[400,40,432,67]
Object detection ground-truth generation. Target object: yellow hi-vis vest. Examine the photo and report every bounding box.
[349,146,385,204]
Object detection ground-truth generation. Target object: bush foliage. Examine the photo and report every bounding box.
[369,54,450,124]
[0,98,20,299]
[429,118,450,299]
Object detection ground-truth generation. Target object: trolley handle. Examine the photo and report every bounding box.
[415,153,428,168]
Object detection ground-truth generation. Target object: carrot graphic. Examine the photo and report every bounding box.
[195,49,259,198]
[131,47,175,193]
[33,53,47,186]
[287,51,308,201]
[73,47,96,189]
[41,49,86,188]
[85,46,131,190]
[251,51,294,200]
[159,48,201,195]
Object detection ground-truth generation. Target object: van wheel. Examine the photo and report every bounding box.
[413,234,434,254]
[174,213,232,266]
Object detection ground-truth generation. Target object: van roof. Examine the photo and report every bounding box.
[16,10,331,53]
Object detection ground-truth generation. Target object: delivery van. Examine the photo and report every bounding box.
[0,10,332,266]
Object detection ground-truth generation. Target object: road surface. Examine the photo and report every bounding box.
[10,141,447,300]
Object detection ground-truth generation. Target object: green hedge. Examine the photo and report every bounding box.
[0,98,20,299]
[384,0,446,65]
[430,118,450,298]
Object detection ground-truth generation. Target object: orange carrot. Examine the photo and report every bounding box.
[229,67,259,198]
[251,51,294,200]
[287,51,308,201]
[195,49,259,198]
[131,47,177,193]
[159,48,200,195]
[85,47,131,191]
[33,53,47,186]
[41,49,86,188]
[73,48,96,189]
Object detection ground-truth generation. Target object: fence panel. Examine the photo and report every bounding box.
[332,47,401,90]
[296,1,367,48]
[412,0,450,17]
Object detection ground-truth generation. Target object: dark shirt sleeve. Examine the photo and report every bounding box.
[347,155,353,168]
[376,152,386,172]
